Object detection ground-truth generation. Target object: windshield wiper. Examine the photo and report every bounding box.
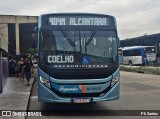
[85,28,99,47]
[59,26,75,47]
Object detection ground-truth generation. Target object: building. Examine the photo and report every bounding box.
[120,33,160,63]
[0,15,38,56]
[0,15,38,93]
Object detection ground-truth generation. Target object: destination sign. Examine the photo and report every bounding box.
[47,54,108,68]
[48,17,111,26]
[48,55,74,63]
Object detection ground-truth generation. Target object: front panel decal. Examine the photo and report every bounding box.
[81,85,86,93]
[82,56,90,64]
[51,82,110,94]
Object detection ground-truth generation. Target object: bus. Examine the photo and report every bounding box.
[37,13,120,103]
[122,46,156,66]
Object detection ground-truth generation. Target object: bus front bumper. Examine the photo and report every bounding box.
[38,81,120,103]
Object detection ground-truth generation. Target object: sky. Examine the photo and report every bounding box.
[0,0,160,40]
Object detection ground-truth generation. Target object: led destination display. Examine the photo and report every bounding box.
[48,17,111,26]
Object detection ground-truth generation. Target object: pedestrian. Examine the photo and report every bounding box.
[18,58,24,83]
[15,59,20,78]
[29,57,34,77]
[23,58,31,86]
[9,57,16,77]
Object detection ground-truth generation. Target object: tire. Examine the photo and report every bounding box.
[129,60,133,66]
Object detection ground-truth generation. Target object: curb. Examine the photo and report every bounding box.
[24,77,36,119]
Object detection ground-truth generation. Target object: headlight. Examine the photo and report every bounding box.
[40,76,51,88]
[111,75,120,87]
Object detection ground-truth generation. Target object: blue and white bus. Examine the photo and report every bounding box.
[122,46,156,66]
[37,13,120,103]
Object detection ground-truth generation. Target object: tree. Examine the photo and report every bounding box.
[28,48,38,55]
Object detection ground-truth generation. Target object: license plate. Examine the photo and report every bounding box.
[73,98,91,103]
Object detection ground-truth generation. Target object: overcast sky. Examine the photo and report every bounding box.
[0,0,160,40]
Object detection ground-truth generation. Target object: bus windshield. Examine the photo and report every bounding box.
[144,47,156,54]
[39,29,118,69]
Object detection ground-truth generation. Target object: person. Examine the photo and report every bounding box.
[18,58,24,83]
[15,59,20,78]
[23,58,31,86]
[9,57,16,77]
[29,57,34,77]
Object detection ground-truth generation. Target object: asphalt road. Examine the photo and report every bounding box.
[26,71,160,119]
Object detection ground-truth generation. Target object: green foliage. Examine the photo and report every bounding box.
[28,48,38,55]
[120,65,160,75]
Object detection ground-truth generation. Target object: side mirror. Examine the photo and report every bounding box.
[118,37,120,48]
[32,27,38,48]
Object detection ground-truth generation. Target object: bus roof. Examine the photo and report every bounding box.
[40,13,115,18]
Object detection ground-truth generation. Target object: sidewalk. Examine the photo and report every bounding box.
[0,76,35,119]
